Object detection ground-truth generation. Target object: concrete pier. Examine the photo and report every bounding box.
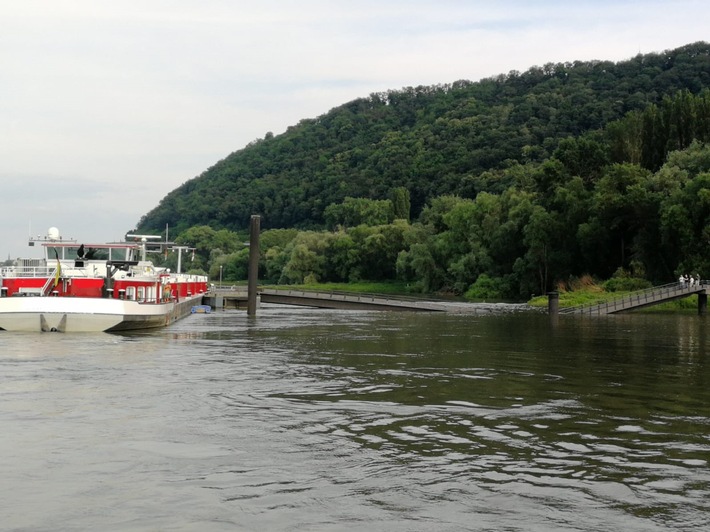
[547,291,559,316]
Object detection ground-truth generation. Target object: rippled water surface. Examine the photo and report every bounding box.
[2,306,709,531]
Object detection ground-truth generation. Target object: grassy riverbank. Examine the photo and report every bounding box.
[528,292,699,312]
[527,277,698,312]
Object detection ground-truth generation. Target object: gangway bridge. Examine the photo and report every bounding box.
[561,281,709,316]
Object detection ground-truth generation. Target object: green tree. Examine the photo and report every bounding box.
[520,205,559,295]
[279,232,329,284]
[552,136,610,185]
[585,164,653,276]
[324,230,359,281]
[657,143,710,276]
[176,225,240,264]
[324,197,395,229]
[390,187,411,221]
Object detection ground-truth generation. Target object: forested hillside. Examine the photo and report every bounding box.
[137,42,710,233]
[135,42,710,299]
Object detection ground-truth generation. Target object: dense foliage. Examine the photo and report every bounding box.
[136,42,710,299]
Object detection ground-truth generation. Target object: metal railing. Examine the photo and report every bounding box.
[561,280,707,315]
[209,284,446,302]
[2,265,54,278]
[40,268,61,296]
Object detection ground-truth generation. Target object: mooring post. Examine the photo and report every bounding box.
[698,292,707,316]
[247,215,260,316]
[547,291,559,316]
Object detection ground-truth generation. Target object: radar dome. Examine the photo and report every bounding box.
[47,227,60,240]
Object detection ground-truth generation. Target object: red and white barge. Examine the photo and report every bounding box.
[0,228,209,332]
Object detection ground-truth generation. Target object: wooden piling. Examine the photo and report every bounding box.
[247,215,260,316]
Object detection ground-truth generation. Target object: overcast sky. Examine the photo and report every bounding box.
[2,0,708,259]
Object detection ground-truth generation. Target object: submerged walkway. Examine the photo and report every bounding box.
[561,281,709,315]
[259,288,448,311]
[205,287,448,312]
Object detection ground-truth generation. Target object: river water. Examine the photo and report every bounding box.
[1,305,709,531]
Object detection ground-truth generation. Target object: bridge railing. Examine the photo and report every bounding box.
[215,285,453,304]
[206,285,449,311]
[259,287,449,308]
[561,280,707,315]
[271,288,453,303]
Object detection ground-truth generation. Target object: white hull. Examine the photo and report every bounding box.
[0,294,205,333]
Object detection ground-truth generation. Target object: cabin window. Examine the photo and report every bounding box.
[47,246,62,260]
[126,286,136,300]
[137,286,145,301]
